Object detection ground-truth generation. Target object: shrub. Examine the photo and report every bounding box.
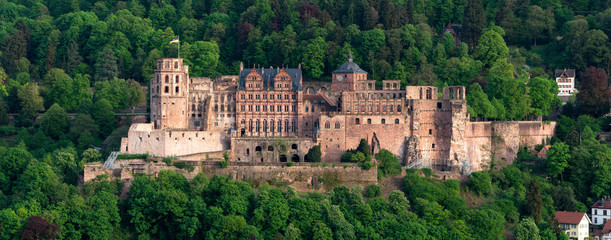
[376,149,402,178]
[361,162,373,170]
[365,184,382,198]
[286,162,294,167]
[173,161,195,172]
[468,171,492,195]
[421,168,433,177]
[219,160,228,168]
[305,145,322,162]
[162,157,172,165]
[117,153,149,160]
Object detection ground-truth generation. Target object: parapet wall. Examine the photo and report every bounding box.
[465,121,555,171]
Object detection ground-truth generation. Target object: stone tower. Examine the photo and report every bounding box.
[331,53,368,92]
[150,58,190,129]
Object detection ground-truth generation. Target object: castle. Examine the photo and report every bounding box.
[120,55,555,172]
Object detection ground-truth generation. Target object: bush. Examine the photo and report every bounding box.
[286,162,294,167]
[162,157,172,165]
[421,168,433,177]
[219,160,228,168]
[173,161,195,172]
[117,153,149,160]
[361,162,373,170]
[376,149,402,178]
[305,145,322,162]
[365,184,382,198]
[468,171,492,195]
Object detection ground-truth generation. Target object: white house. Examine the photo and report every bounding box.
[555,69,577,98]
[594,220,611,240]
[555,211,591,240]
[592,198,611,225]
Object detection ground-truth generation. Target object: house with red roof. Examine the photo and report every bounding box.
[555,211,591,240]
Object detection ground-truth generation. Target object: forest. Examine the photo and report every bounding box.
[0,0,610,239]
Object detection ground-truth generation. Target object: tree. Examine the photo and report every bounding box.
[0,98,9,126]
[547,142,570,181]
[514,218,541,240]
[375,149,402,177]
[91,99,115,137]
[82,149,102,163]
[184,41,220,77]
[526,6,554,46]
[528,77,561,117]
[467,209,505,240]
[17,83,44,125]
[19,216,60,240]
[302,37,326,79]
[306,145,322,162]
[142,49,162,82]
[468,171,491,195]
[467,83,496,119]
[0,147,34,193]
[577,67,610,117]
[40,104,69,140]
[94,48,118,82]
[475,30,509,66]
[1,20,29,75]
[462,0,486,46]
[526,179,543,224]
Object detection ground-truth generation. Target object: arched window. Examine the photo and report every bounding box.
[165,75,169,83]
[174,62,178,68]
[175,86,179,93]
[426,88,432,99]
[175,75,179,83]
[164,86,169,93]
[263,120,268,132]
[270,121,275,132]
[214,105,218,112]
[220,105,224,111]
[325,121,330,129]
[395,118,400,124]
[256,120,260,132]
[381,119,386,124]
[192,104,196,111]
[367,118,372,124]
[291,144,298,150]
[335,121,340,129]
[292,120,296,132]
[355,118,360,125]
[278,120,282,132]
[314,120,319,128]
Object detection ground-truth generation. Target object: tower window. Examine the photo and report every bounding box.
[175,86,179,93]
[381,119,386,124]
[355,118,360,125]
[437,102,442,109]
[175,75,179,83]
[164,86,169,93]
[165,75,169,83]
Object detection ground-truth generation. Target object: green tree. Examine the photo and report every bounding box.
[0,147,34,193]
[17,83,44,125]
[547,142,570,181]
[467,83,496,119]
[375,149,402,178]
[462,0,486,46]
[184,41,220,77]
[94,48,118,82]
[302,37,326,79]
[0,98,9,126]
[306,145,322,162]
[468,171,491,195]
[526,180,543,223]
[82,149,102,163]
[514,218,541,240]
[142,49,162,82]
[91,99,115,137]
[40,104,69,140]
[467,209,505,240]
[476,30,509,66]
[528,77,561,117]
[526,6,554,46]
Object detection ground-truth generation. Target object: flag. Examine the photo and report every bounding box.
[169,37,179,44]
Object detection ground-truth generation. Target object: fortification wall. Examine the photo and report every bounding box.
[200,163,377,192]
[231,137,315,163]
[123,123,228,158]
[465,121,555,171]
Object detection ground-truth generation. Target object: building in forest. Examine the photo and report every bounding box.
[121,56,555,172]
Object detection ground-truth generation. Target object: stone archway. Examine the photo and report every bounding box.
[291,154,300,162]
[279,155,288,162]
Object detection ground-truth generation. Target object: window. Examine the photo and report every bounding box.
[437,102,442,109]
[426,88,432,99]
[241,94,245,99]
[263,94,267,99]
[285,120,289,132]
[395,118,399,124]
[175,75,179,83]
[175,86,179,93]
[174,62,178,68]
[429,129,432,135]
[381,119,386,124]
[325,121,330,129]
[335,122,340,129]
[305,105,309,112]
[164,86,169,93]
[432,144,435,149]
[271,121,275,132]
[263,120,267,132]
[367,119,372,124]
[165,75,169,83]
[355,118,360,125]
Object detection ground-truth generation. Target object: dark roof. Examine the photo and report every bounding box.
[591,199,611,209]
[443,23,462,36]
[238,68,302,91]
[332,54,367,74]
[555,69,576,78]
[555,211,586,225]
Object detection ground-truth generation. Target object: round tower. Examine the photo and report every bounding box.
[150,58,190,129]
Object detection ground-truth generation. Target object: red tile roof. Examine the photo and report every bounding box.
[603,220,611,234]
[555,211,586,225]
[592,199,611,209]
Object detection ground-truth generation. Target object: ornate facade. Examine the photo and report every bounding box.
[121,56,555,172]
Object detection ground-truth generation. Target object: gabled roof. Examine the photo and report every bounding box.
[537,145,550,158]
[332,53,367,74]
[304,93,336,106]
[555,69,576,78]
[602,220,611,234]
[555,211,588,225]
[591,199,611,209]
[238,68,302,91]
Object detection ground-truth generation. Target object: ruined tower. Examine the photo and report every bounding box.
[150,58,190,129]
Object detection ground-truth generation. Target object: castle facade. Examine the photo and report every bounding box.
[121,56,555,172]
